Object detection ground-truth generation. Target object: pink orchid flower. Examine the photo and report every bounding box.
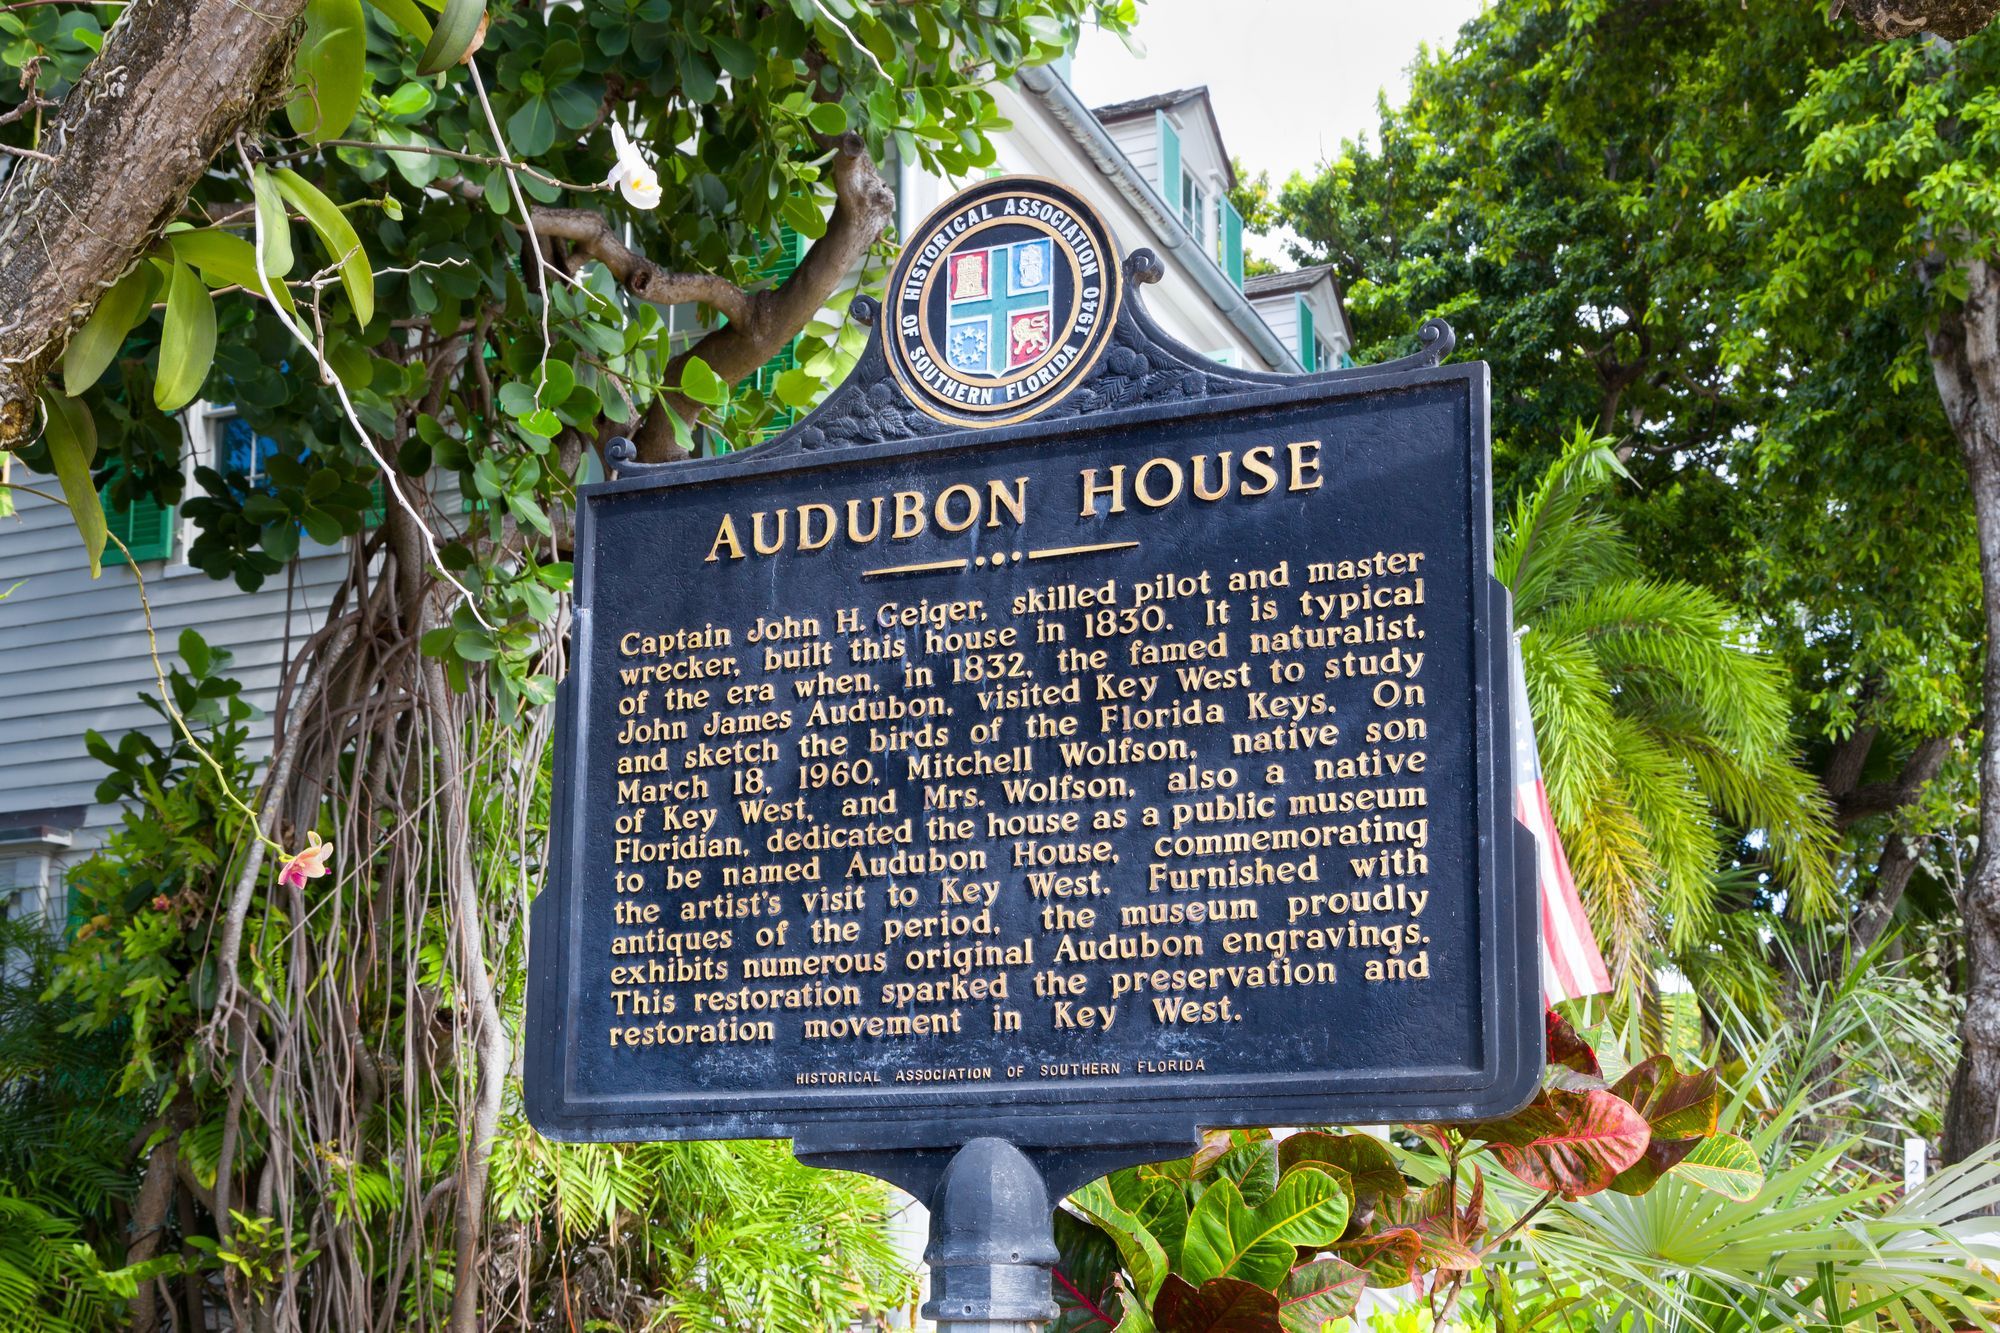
[278,831,333,889]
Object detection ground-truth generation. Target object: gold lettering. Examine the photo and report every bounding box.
[1287,440,1323,492]
[705,514,745,562]
[1079,465,1127,516]
[798,503,837,551]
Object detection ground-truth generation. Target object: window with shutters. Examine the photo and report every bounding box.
[1181,174,1206,241]
[216,415,306,500]
[1296,297,1318,372]
[1220,198,1245,289]
[99,460,176,565]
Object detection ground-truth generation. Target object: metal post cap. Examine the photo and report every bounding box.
[921,1138,1059,1327]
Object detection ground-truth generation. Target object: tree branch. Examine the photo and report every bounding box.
[528,207,754,322]
[1835,734,1951,830]
[0,0,308,447]
[538,132,896,464]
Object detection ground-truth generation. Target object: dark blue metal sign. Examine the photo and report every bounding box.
[527,177,1540,1165]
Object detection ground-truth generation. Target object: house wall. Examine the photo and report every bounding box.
[0,415,352,916]
[1101,114,1158,189]
[1249,284,1352,368]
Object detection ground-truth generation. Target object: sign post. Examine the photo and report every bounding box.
[527,177,1541,1323]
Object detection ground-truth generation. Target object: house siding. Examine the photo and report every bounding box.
[1101,114,1159,187]
[1251,293,1302,355]
[0,483,346,842]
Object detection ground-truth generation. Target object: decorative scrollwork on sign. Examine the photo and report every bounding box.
[602,241,1462,474]
[1123,249,1166,286]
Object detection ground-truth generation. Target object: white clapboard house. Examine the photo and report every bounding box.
[0,67,1351,924]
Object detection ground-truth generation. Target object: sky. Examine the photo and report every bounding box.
[1070,0,1489,187]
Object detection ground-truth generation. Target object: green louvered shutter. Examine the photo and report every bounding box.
[751,224,805,433]
[1296,297,1317,371]
[101,479,175,565]
[1157,110,1181,208]
[1222,198,1245,289]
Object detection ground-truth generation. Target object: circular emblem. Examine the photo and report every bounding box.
[883,176,1123,428]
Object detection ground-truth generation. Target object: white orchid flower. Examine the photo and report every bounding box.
[605,123,661,210]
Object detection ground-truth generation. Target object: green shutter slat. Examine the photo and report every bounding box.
[1223,198,1244,289]
[1297,298,1317,371]
[1157,110,1181,209]
[101,491,174,564]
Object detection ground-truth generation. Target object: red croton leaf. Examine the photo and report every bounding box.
[1277,1132,1407,1197]
[1476,1088,1652,1199]
[1330,1226,1425,1288]
[1379,1171,1486,1271]
[1191,1129,1238,1177]
[1546,1007,1600,1077]
[1606,1056,1722,1195]
[1277,1258,1367,1333]
[1152,1275,1282,1333]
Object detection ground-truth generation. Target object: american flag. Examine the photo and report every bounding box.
[1510,634,1613,1003]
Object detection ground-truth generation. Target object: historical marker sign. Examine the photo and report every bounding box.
[526,177,1540,1161]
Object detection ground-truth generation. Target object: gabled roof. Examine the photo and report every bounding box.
[1091,85,1236,189]
[1243,264,1339,298]
[1091,86,1208,122]
[1244,263,1355,347]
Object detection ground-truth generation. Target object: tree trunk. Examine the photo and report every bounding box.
[1832,0,2000,40]
[0,0,306,447]
[1931,258,2000,1163]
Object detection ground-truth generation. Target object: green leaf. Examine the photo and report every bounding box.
[1276,1259,1365,1333]
[379,81,433,117]
[1051,1209,1124,1333]
[1673,1133,1764,1202]
[1071,1179,1170,1304]
[178,628,212,676]
[154,259,217,412]
[1252,1166,1351,1249]
[286,0,369,143]
[1210,1139,1280,1209]
[417,0,484,74]
[273,169,374,325]
[166,229,296,314]
[506,95,557,157]
[38,390,106,576]
[772,366,820,410]
[1179,1180,1296,1291]
[250,165,295,280]
[678,355,728,407]
[61,263,154,395]
[364,0,432,44]
[301,507,344,546]
[807,100,849,135]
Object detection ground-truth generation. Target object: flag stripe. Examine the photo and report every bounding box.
[1510,635,1612,1003]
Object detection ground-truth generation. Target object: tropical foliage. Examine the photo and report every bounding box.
[1272,0,1987,1138]
[0,0,1125,1326]
[1500,430,1837,988]
[1058,989,2000,1332]
[1051,1010,1766,1332]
